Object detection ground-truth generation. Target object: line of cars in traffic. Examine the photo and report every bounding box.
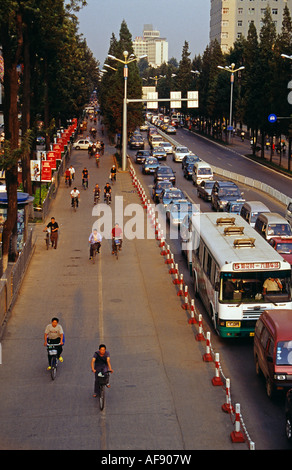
[132,120,292,442]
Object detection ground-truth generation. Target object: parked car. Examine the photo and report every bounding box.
[211,180,242,211]
[285,389,292,443]
[173,146,190,162]
[158,142,173,154]
[154,165,176,185]
[158,187,185,206]
[152,180,173,203]
[183,163,195,180]
[142,157,159,174]
[197,180,215,201]
[135,150,151,164]
[129,135,144,150]
[268,237,292,266]
[73,139,92,150]
[152,147,167,161]
[225,199,245,215]
[254,309,292,398]
[166,199,194,225]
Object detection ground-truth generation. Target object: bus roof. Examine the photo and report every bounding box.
[191,212,290,270]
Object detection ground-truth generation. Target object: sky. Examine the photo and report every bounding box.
[76,0,211,66]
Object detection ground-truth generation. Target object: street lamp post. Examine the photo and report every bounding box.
[217,63,245,144]
[108,51,147,171]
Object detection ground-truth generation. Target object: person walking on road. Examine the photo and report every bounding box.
[44,317,64,369]
[45,217,59,249]
[91,344,113,396]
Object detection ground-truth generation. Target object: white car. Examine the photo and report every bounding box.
[159,142,173,154]
[173,146,190,162]
[73,139,92,150]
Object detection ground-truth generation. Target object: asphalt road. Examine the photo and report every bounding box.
[0,120,291,453]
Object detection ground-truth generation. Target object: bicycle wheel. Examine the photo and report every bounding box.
[50,357,57,380]
[99,385,105,410]
[46,235,50,250]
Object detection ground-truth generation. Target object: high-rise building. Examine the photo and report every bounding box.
[133,24,168,67]
[210,0,292,53]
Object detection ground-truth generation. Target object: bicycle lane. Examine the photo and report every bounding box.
[0,137,239,451]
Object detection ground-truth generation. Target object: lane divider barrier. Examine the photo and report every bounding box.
[128,159,255,450]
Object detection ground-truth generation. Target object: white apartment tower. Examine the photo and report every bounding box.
[133,24,168,67]
[210,0,292,53]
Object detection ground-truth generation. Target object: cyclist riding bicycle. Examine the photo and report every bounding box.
[91,344,113,396]
[111,223,123,254]
[93,184,101,203]
[70,187,80,207]
[104,182,112,202]
[82,167,89,188]
[44,317,64,370]
[89,228,102,259]
[110,165,116,182]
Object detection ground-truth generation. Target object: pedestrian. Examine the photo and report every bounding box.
[45,217,59,249]
[91,344,113,396]
[69,165,75,181]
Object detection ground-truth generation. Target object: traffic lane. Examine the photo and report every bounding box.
[128,147,290,449]
[176,127,292,199]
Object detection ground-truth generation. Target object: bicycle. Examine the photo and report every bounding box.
[104,192,111,205]
[47,343,62,380]
[72,197,78,212]
[110,173,116,184]
[95,371,110,410]
[90,242,100,264]
[113,237,121,259]
[93,193,100,205]
[82,178,88,190]
[44,228,50,250]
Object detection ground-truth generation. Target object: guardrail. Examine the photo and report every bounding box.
[0,227,35,339]
[156,128,291,207]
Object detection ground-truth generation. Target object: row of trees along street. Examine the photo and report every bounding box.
[101,7,292,171]
[0,0,99,270]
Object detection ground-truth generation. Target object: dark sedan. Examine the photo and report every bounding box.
[154,165,176,185]
[142,157,159,174]
[197,180,215,201]
[129,135,144,150]
[135,150,151,164]
[158,188,185,207]
[152,180,173,203]
[152,147,167,161]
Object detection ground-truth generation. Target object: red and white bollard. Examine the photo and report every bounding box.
[181,285,189,310]
[230,404,245,443]
[177,274,184,295]
[165,251,173,265]
[188,299,197,324]
[172,264,180,284]
[222,378,234,414]
[211,353,223,386]
[203,332,213,362]
[195,314,205,341]
[169,259,177,274]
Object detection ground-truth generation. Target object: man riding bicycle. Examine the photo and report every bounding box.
[89,228,102,259]
[44,317,64,370]
[93,183,100,203]
[104,182,112,202]
[70,187,80,207]
[91,344,113,396]
[110,165,116,182]
[82,167,89,188]
[111,223,123,253]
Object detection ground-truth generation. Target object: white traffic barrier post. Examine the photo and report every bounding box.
[230,404,245,443]
[188,299,197,324]
[169,256,177,274]
[196,314,205,341]
[177,274,184,295]
[222,378,234,414]
[203,332,213,362]
[211,353,223,386]
[181,285,189,310]
[172,263,179,284]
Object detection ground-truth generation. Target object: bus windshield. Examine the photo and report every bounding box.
[220,270,291,303]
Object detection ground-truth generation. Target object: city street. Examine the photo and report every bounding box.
[0,119,291,452]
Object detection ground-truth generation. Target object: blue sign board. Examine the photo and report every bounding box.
[268,114,277,123]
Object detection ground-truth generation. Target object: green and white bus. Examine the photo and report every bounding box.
[189,213,292,338]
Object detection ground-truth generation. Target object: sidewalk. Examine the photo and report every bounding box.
[0,120,241,450]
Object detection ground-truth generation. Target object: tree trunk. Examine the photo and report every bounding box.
[21,24,32,195]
